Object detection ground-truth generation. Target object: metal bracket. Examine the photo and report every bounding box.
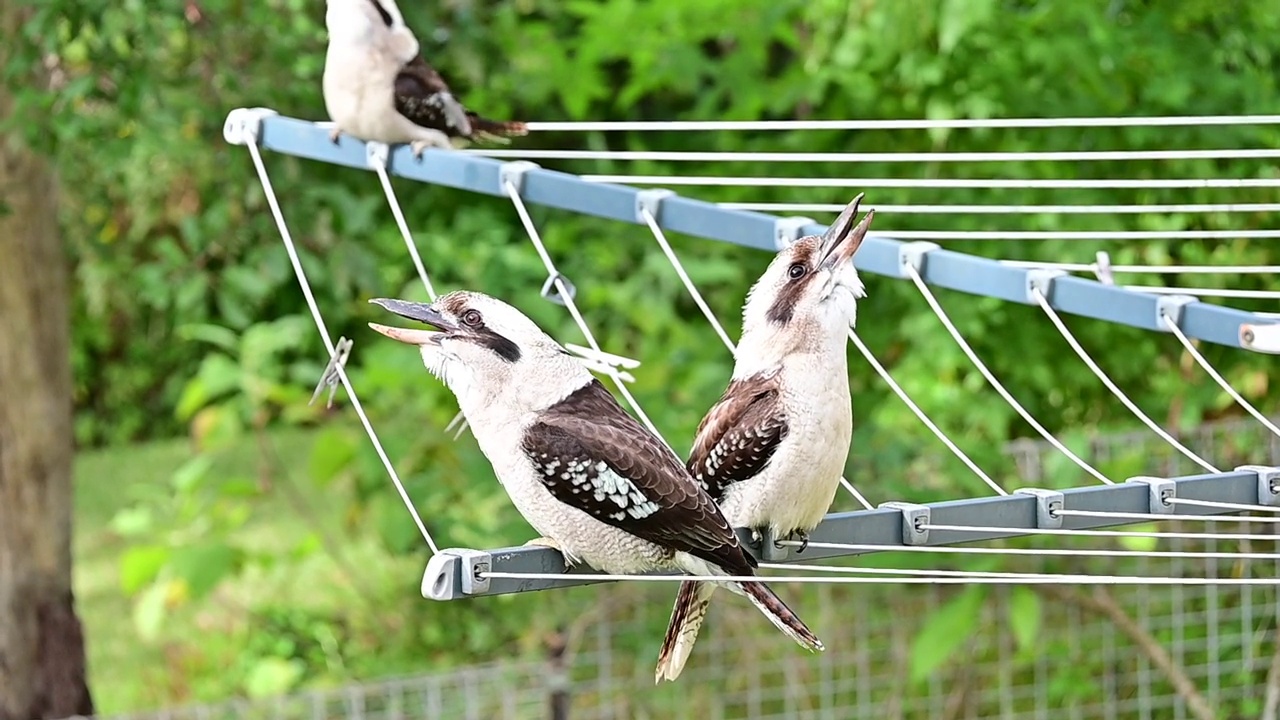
[635,188,675,224]
[1013,488,1064,529]
[498,160,540,194]
[222,107,279,146]
[774,216,816,250]
[1155,294,1197,332]
[1025,269,1066,305]
[898,241,940,278]
[422,552,458,601]
[540,271,577,307]
[1237,464,1280,506]
[878,501,930,545]
[1240,322,1280,354]
[456,549,493,595]
[758,527,789,562]
[365,141,390,170]
[1126,476,1176,514]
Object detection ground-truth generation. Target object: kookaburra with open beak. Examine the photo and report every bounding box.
[322,0,527,158]
[655,194,874,682]
[367,290,823,675]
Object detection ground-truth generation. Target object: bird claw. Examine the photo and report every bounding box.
[328,127,342,145]
[410,133,453,159]
[788,529,811,554]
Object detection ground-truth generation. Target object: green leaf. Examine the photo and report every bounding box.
[1008,586,1042,652]
[119,544,171,595]
[132,580,170,643]
[243,657,306,699]
[108,505,154,537]
[175,353,242,420]
[171,454,214,493]
[909,585,986,682]
[176,323,240,353]
[308,428,358,485]
[170,543,242,599]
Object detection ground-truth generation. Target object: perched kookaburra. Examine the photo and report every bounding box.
[655,195,874,682]
[367,290,823,671]
[322,0,527,158]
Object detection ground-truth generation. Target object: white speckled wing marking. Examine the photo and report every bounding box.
[520,379,754,574]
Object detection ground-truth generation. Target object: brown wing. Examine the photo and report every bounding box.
[686,370,788,501]
[394,56,528,141]
[522,379,755,575]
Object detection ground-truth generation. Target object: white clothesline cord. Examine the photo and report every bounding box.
[847,330,1006,495]
[905,265,1112,484]
[1004,260,1280,275]
[756,563,1276,581]
[1163,316,1280,439]
[1031,288,1221,474]
[370,151,438,301]
[780,540,1280,560]
[882,229,1280,241]
[1128,286,1280,299]
[524,114,1280,132]
[726,202,1280,216]
[370,151,481,438]
[583,175,1280,190]
[1056,509,1280,524]
[639,208,738,353]
[1168,498,1280,514]
[479,570,1280,586]
[638,207,874,511]
[921,524,1273,541]
[244,138,440,555]
[465,148,1280,163]
[502,180,671,448]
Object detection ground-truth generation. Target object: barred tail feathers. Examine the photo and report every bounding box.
[467,113,528,142]
[739,581,824,652]
[654,580,717,683]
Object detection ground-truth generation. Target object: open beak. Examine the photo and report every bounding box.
[818,193,875,271]
[367,297,457,345]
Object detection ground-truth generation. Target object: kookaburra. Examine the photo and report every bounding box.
[322,0,527,158]
[367,290,823,671]
[655,195,874,682]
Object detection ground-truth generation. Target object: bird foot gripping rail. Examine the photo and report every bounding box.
[224,106,1280,602]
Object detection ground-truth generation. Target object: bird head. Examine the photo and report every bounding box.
[325,0,409,44]
[736,195,874,369]
[368,290,589,415]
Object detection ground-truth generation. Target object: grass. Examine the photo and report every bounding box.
[72,426,429,713]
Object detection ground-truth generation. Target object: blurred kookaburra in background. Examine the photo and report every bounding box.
[655,195,874,682]
[322,0,527,157]
[367,290,823,676]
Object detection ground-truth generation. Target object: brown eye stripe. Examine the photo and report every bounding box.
[765,240,817,324]
[441,296,523,362]
[365,0,393,26]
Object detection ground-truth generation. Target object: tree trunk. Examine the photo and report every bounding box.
[0,3,95,718]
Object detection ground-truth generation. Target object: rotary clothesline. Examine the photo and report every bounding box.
[224,108,1280,593]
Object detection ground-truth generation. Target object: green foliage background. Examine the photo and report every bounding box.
[6,0,1280,713]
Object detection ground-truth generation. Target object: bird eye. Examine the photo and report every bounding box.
[461,309,483,327]
[787,263,807,280]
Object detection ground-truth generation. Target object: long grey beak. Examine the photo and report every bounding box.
[819,194,875,270]
[367,297,456,345]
